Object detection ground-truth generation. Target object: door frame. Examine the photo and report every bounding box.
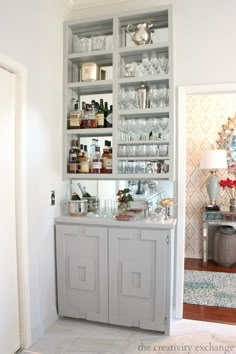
[176,83,236,318]
[0,54,31,348]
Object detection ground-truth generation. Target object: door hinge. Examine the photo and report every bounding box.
[166,234,169,244]
[164,316,167,325]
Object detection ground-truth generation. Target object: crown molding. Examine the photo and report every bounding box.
[64,0,73,9]
[71,0,128,10]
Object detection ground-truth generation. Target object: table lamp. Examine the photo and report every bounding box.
[200,149,227,206]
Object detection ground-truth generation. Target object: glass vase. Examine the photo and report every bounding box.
[118,203,128,216]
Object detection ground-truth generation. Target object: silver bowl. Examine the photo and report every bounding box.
[68,200,88,216]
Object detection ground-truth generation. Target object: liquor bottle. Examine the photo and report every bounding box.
[78,144,89,173]
[68,99,81,129]
[101,140,109,173]
[87,103,97,128]
[80,101,86,128]
[106,140,113,173]
[105,104,113,128]
[90,138,97,158]
[91,142,102,173]
[68,139,79,173]
[96,99,105,128]
[91,101,98,128]
[83,145,88,158]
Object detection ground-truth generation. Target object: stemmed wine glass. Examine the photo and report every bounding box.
[159,117,169,140]
[150,53,160,75]
[159,55,169,74]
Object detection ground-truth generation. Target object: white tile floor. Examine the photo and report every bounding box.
[21,318,236,354]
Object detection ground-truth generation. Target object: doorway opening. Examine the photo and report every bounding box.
[177,84,236,323]
[0,55,31,350]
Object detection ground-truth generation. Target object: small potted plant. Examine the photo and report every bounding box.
[117,188,133,216]
[220,177,236,211]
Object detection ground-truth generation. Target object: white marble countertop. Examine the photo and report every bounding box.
[55,215,177,229]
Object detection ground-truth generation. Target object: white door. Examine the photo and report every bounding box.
[0,67,21,354]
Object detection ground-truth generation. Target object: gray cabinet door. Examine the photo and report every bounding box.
[108,227,168,332]
[56,224,108,323]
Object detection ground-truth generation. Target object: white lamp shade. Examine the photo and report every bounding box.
[200,149,227,170]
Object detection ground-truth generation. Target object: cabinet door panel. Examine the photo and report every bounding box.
[109,227,167,332]
[56,224,108,323]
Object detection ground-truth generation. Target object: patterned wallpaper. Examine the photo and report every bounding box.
[185,94,236,258]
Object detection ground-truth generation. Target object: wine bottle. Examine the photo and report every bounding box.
[96,99,105,128]
[68,139,79,173]
[77,183,92,198]
[91,142,102,173]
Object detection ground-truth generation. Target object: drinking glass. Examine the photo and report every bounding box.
[119,87,127,110]
[127,161,136,173]
[118,145,127,157]
[159,144,168,157]
[159,88,169,107]
[127,145,136,157]
[150,53,160,75]
[142,54,150,76]
[100,199,116,217]
[118,118,127,141]
[138,144,147,157]
[159,55,169,74]
[126,87,138,109]
[118,160,127,174]
[159,117,169,140]
[148,85,159,108]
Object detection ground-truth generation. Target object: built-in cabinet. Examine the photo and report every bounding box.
[59,5,175,335]
[63,5,174,180]
[55,218,175,334]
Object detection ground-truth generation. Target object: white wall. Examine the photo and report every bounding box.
[0,0,69,345]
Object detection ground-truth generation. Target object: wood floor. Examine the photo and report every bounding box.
[183,258,236,325]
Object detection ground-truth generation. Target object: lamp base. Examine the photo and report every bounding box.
[206,172,220,206]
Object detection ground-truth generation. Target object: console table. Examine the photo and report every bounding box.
[202,209,236,266]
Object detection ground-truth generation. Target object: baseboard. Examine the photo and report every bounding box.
[31,308,58,345]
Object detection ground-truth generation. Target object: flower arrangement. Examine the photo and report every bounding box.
[117,188,133,206]
[220,178,236,199]
[117,188,133,215]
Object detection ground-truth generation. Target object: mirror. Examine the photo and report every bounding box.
[216,113,236,175]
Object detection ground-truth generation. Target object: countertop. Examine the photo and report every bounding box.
[55,215,177,230]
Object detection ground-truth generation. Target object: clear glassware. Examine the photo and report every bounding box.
[141,54,150,76]
[159,55,169,74]
[119,120,126,141]
[150,53,160,75]
[138,144,147,157]
[159,117,169,140]
[119,87,127,110]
